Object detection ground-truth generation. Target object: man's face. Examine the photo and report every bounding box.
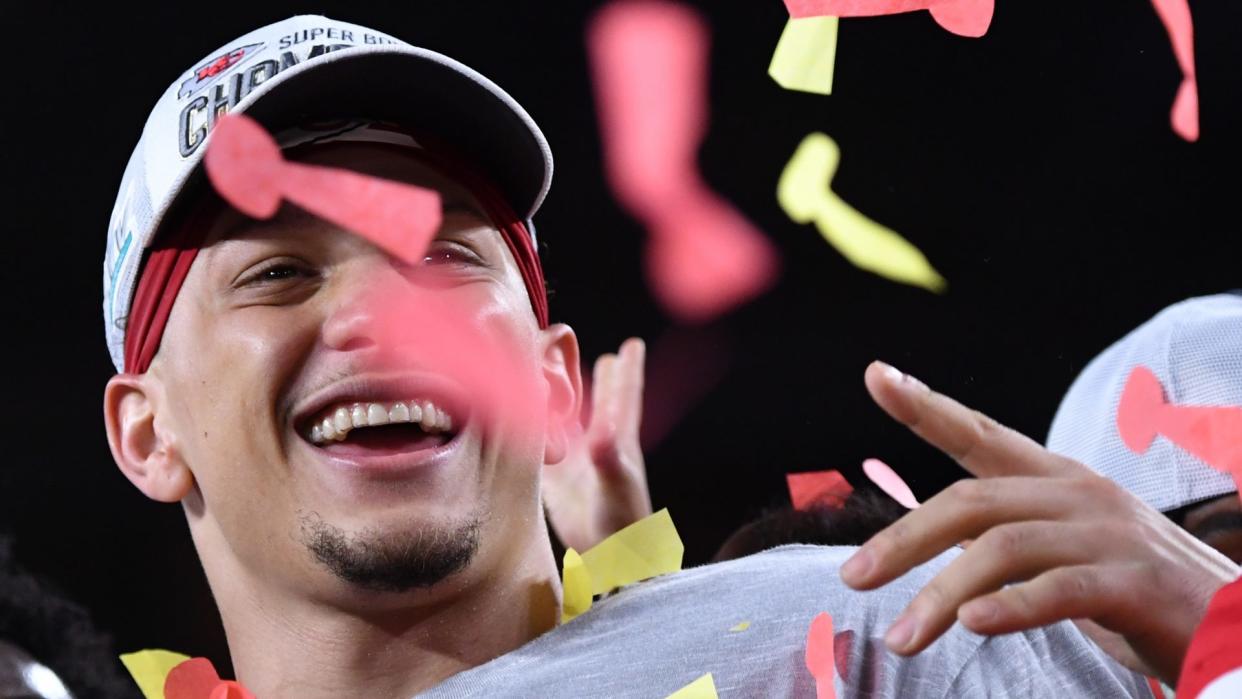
[144,143,577,603]
[1180,494,1242,564]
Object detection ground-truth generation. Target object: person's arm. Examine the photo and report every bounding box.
[840,361,1239,686]
[543,338,653,552]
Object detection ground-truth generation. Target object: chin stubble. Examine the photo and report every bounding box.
[297,510,482,593]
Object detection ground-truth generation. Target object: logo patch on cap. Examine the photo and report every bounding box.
[175,25,386,159]
[178,42,265,100]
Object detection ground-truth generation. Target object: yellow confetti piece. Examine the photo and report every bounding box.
[580,508,684,596]
[729,621,751,632]
[666,673,719,699]
[119,649,191,699]
[768,16,839,95]
[559,510,685,622]
[778,132,947,293]
[561,548,593,623]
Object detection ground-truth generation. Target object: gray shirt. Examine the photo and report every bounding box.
[419,545,1154,698]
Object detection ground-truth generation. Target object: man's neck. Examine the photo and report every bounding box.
[206,523,561,699]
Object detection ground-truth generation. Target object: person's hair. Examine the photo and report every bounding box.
[712,490,908,561]
[0,534,135,698]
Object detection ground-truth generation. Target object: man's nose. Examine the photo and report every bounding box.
[321,261,416,354]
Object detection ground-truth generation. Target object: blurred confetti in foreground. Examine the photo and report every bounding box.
[1149,0,1199,141]
[589,0,779,323]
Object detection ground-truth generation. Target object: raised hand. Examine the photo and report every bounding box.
[544,338,653,553]
[841,361,1239,685]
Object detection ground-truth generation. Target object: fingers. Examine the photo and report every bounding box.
[964,564,1133,633]
[614,338,646,437]
[863,361,1081,479]
[588,338,646,476]
[842,474,1126,590]
[879,521,1102,654]
[589,352,618,438]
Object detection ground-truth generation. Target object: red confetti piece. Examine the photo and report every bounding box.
[862,458,920,509]
[1149,0,1199,141]
[787,470,854,510]
[165,658,256,699]
[785,0,994,38]
[164,658,219,699]
[1117,366,1242,484]
[588,1,779,323]
[805,612,837,699]
[1176,578,1242,699]
[208,682,254,699]
[204,113,442,265]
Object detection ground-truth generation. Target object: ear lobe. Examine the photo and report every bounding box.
[540,324,583,465]
[103,373,194,503]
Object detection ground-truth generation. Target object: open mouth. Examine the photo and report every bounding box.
[299,395,464,456]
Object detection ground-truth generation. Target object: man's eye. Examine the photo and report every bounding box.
[422,243,483,267]
[242,262,315,286]
[262,265,303,280]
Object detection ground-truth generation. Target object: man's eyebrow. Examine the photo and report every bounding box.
[212,189,488,243]
[440,197,489,219]
[214,204,318,241]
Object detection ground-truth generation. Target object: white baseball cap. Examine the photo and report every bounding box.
[1047,293,1242,512]
[102,15,553,372]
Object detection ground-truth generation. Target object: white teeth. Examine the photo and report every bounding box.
[367,403,389,425]
[309,398,456,444]
[420,401,437,431]
[389,402,410,422]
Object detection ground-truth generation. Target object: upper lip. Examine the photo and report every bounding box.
[291,372,471,438]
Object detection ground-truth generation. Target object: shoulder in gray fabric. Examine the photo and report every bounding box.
[417,545,1151,698]
[1047,293,1242,512]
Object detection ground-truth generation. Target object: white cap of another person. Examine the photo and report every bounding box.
[103,15,553,372]
[1047,293,1242,512]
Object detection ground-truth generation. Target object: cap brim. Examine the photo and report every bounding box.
[206,44,551,222]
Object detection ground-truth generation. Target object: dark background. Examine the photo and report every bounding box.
[2,0,1239,676]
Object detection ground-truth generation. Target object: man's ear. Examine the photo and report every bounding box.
[103,373,194,503]
[540,323,583,465]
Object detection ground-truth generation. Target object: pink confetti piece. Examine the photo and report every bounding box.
[362,285,548,434]
[787,470,854,510]
[785,0,994,38]
[645,188,779,322]
[204,113,443,265]
[1149,0,1199,142]
[862,458,920,509]
[588,1,779,323]
[805,612,837,699]
[1117,366,1242,483]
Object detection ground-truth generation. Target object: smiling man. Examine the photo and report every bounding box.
[100,15,1160,699]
